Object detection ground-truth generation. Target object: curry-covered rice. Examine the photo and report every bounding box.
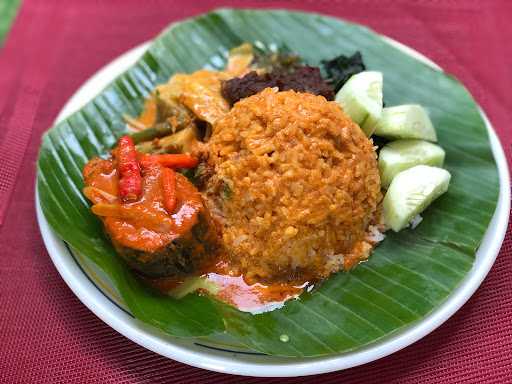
[206,88,382,283]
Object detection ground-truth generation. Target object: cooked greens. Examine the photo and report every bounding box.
[322,51,366,92]
[251,41,301,73]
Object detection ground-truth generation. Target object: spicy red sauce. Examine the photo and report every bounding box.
[83,158,202,252]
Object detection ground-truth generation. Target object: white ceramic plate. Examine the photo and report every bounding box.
[36,34,510,377]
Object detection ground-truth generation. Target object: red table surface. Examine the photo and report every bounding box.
[1,0,511,383]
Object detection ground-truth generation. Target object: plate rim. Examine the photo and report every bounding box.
[36,22,510,377]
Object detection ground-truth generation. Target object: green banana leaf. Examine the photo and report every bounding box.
[37,8,499,357]
[0,0,20,46]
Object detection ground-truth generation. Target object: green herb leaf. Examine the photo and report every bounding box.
[321,51,366,92]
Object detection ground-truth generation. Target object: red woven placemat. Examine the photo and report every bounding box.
[1,0,511,382]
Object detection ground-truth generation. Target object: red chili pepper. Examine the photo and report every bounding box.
[161,167,177,214]
[141,154,199,169]
[138,154,157,169]
[117,135,142,202]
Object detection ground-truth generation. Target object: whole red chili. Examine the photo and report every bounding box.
[161,167,177,214]
[117,135,142,202]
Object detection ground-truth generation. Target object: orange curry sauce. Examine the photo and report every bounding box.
[202,260,307,313]
[83,157,201,253]
[83,156,307,312]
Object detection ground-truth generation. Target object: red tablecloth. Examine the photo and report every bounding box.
[1,0,511,382]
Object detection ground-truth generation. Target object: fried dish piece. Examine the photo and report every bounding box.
[82,140,217,280]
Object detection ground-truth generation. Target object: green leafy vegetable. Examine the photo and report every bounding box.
[252,41,301,73]
[322,51,366,92]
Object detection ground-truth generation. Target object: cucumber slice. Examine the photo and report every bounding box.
[335,71,383,136]
[383,165,451,232]
[374,104,437,141]
[379,139,446,188]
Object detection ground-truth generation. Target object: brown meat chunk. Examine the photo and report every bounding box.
[221,66,334,105]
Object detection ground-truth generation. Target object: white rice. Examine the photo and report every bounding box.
[410,214,423,229]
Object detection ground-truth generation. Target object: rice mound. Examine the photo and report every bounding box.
[206,88,381,283]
